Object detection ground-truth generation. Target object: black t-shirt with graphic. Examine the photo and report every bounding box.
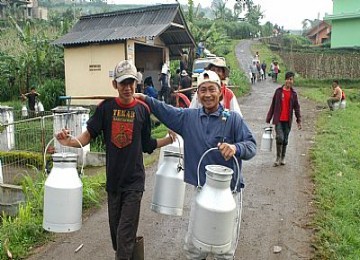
[87,98,157,192]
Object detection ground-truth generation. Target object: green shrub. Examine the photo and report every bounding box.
[0,151,50,170]
[38,79,65,110]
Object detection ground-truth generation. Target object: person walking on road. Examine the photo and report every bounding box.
[55,60,176,260]
[266,71,302,167]
[190,58,243,117]
[261,61,267,80]
[134,70,256,259]
[273,62,280,83]
[249,60,258,85]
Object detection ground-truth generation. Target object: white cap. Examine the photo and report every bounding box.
[197,70,221,88]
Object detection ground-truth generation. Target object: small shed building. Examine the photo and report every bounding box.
[53,4,195,105]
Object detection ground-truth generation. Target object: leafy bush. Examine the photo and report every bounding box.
[219,21,258,40]
[281,34,311,48]
[38,79,65,110]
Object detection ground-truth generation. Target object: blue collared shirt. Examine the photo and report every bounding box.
[145,97,257,191]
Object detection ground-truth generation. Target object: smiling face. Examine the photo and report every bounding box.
[284,76,294,89]
[112,78,136,104]
[197,81,221,114]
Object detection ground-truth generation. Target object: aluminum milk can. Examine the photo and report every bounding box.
[340,100,346,109]
[43,152,82,232]
[21,105,28,117]
[38,101,44,113]
[192,165,236,254]
[260,126,273,152]
[157,134,184,168]
[151,146,185,216]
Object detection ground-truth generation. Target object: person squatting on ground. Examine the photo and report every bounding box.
[55,60,176,260]
[327,80,343,110]
[190,58,243,117]
[266,71,302,167]
[134,70,257,259]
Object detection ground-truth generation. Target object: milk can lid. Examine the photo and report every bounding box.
[205,165,233,181]
[52,152,78,162]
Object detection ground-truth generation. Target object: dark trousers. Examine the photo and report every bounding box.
[158,86,170,103]
[275,121,290,146]
[108,190,143,260]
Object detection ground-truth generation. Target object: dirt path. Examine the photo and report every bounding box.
[27,40,316,260]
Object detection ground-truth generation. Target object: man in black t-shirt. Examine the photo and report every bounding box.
[55,60,176,260]
[22,87,40,114]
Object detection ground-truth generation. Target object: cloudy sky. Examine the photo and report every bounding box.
[109,0,333,30]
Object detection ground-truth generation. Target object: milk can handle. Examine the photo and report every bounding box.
[43,135,85,176]
[196,147,241,192]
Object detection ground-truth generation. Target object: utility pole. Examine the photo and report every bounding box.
[316,12,320,45]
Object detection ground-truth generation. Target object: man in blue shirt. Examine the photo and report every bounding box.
[134,70,256,259]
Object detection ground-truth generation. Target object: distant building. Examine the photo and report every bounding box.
[53,4,195,105]
[324,0,360,48]
[305,20,331,45]
[0,0,48,20]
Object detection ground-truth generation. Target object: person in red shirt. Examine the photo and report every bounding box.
[266,71,302,166]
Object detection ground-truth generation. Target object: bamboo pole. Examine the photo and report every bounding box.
[59,95,115,100]
[173,87,198,93]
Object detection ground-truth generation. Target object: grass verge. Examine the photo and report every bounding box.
[301,86,360,259]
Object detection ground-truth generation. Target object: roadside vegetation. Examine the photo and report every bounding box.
[300,83,360,259]
[253,42,360,259]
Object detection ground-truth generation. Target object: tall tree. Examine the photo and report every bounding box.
[187,0,194,23]
[245,3,263,27]
[211,0,228,21]
[233,0,245,19]
[302,18,316,31]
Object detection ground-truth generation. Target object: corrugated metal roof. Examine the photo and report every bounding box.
[53,3,195,52]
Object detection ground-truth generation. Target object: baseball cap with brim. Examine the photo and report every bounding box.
[197,70,221,88]
[205,58,230,77]
[114,60,138,83]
